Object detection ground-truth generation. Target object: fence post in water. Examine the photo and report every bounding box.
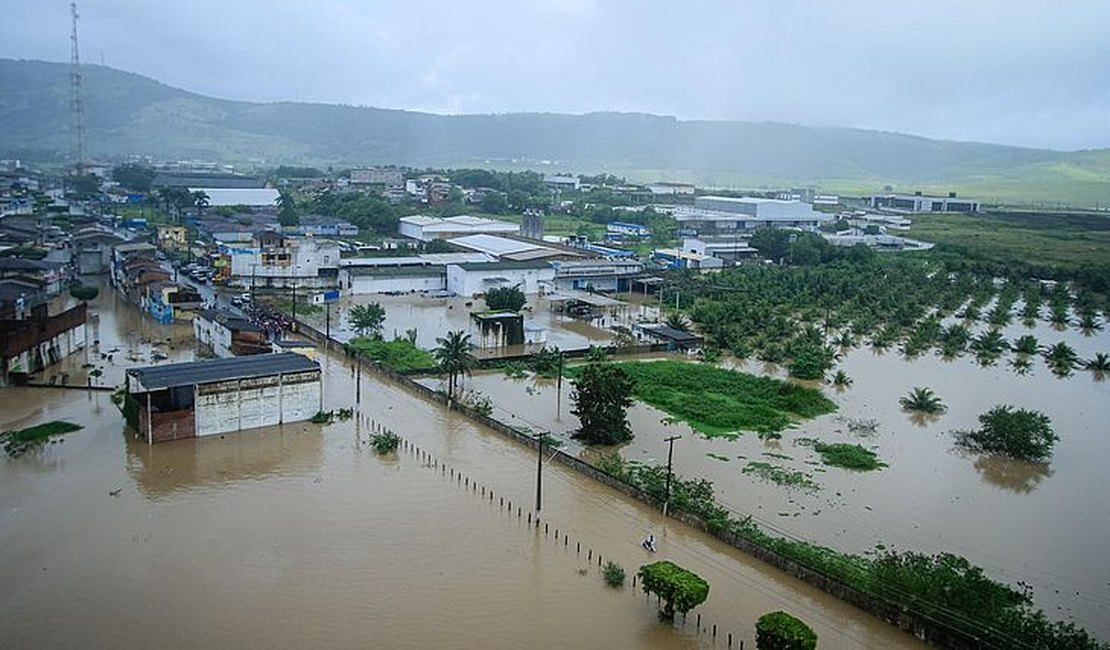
[728,632,732,647]
[588,549,592,561]
[696,614,700,630]
[712,625,716,638]
[577,542,580,553]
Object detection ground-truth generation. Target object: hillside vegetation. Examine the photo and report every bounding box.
[2,59,1108,206]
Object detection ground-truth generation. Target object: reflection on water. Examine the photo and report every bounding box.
[124,423,326,499]
[971,453,1054,494]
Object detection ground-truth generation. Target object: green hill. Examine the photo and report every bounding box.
[2,59,1108,205]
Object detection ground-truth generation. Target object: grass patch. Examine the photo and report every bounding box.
[706,452,730,462]
[347,337,436,373]
[742,461,819,491]
[813,442,887,471]
[2,421,83,457]
[568,360,836,437]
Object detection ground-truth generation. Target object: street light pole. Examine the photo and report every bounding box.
[663,435,681,517]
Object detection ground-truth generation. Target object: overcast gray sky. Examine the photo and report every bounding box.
[3,0,1108,151]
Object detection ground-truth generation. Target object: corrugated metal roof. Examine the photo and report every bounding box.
[127,352,318,392]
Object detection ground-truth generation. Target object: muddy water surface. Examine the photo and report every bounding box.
[0,300,923,648]
[462,318,1110,640]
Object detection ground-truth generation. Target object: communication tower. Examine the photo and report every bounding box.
[69,1,87,174]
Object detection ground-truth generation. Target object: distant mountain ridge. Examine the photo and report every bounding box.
[2,59,1108,205]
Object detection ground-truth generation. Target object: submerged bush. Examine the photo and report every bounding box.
[602,561,625,588]
[953,406,1057,462]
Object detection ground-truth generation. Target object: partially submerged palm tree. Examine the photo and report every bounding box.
[1083,353,1110,377]
[1012,334,1040,356]
[434,330,479,401]
[899,387,947,415]
[830,369,853,388]
[1043,341,1079,377]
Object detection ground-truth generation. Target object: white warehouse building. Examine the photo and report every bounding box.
[674,196,830,234]
[445,261,555,297]
[398,215,520,242]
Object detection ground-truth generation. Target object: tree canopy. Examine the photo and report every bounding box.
[570,362,635,445]
[485,285,527,312]
[953,405,1058,462]
[349,302,386,338]
[637,560,709,619]
[755,611,817,650]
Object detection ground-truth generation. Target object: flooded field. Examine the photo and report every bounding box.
[0,297,923,648]
[459,316,1110,640]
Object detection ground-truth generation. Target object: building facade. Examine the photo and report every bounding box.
[126,353,322,443]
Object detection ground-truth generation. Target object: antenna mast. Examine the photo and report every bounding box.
[70,1,87,174]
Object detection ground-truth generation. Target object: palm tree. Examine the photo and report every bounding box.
[434,330,478,401]
[1043,341,1079,377]
[899,387,947,415]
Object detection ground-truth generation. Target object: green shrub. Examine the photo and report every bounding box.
[756,611,817,650]
[812,442,886,471]
[602,561,625,588]
[347,337,436,373]
[369,431,400,455]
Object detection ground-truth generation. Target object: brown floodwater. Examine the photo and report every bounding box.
[0,298,924,648]
[459,313,1110,641]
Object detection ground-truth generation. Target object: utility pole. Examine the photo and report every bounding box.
[663,435,681,517]
[555,350,564,420]
[69,2,86,176]
[534,433,545,516]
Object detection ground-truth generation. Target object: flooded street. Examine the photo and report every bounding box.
[460,315,1110,640]
[0,295,923,648]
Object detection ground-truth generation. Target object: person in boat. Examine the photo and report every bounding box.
[642,534,656,552]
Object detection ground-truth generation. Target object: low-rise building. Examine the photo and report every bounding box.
[652,248,725,270]
[399,215,520,242]
[550,259,644,292]
[682,237,759,263]
[633,323,703,352]
[126,353,322,443]
[673,196,830,234]
[1,302,87,385]
[146,283,204,323]
[350,168,404,187]
[869,192,980,213]
[194,309,271,357]
[543,175,580,192]
[606,221,652,240]
[445,261,555,297]
[225,232,339,289]
[188,187,280,208]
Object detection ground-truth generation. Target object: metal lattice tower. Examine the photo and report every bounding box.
[69,1,86,174]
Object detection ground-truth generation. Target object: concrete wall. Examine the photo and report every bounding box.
[193,316,233,358]
[342,272,446,295]
[193,371,321,437]
[445,265,555,297]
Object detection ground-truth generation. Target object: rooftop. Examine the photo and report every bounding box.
[189,188,280,207]
[127,352,319,392]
